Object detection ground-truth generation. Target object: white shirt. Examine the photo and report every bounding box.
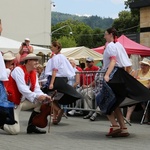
[0,52,8,81]
[67,67,78,86]
[103,42,131,70]
[45,53,75,77]
[11,67,46,103]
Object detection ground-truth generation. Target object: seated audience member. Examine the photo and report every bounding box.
[70,57,99,118]
[125,58,150,123]
[38,62,48,88]
[67,58,81,115]
[36,64,44,78]
[67,58,80,88]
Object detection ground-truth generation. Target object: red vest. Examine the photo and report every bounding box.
[5,65,36,105]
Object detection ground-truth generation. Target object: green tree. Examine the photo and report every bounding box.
[112,10,140,35]
[52,20,95,48]
[57,36,77,48]
[92,28,105,48]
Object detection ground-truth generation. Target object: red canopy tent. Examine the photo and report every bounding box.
[93,35,150,56]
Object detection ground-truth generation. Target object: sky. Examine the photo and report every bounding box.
[52,0,129,19]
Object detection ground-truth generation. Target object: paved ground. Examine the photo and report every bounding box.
[0,110,150,150]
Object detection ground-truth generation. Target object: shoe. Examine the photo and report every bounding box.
[68,110,76,116]
[106,126,121,136]
[112,128,130,137]
[52,119,58,125]
[90,112,97,121]
[27,125,46,134]
[0,111,7,126]
[90,115,96,121]
[83,114,92,119]
[57,109,64,123]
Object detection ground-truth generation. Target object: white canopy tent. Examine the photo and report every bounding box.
[61,46,103,61]
[0,36,50,54]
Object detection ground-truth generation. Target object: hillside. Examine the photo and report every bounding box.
[51,11,114,29]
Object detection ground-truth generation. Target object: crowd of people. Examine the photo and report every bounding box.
[1,26,150,138]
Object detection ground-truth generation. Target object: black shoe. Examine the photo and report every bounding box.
[0,111,7,126]
[27,125,46,134]
[83,114,92,119]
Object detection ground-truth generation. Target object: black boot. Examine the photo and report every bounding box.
[0,111,7,127]
[27,111,46,134]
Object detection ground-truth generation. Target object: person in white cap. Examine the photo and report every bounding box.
[18,38,34,65]
[1,53,53,135]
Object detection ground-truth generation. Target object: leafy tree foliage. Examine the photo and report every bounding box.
[51,3,140,48]
[112,10,140,35]
[52,12,113,30]
[92,28,105,48]
[51,20,104,48]
[57,36,77,48]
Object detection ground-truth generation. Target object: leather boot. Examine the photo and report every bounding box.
[27,125,46,134]
[27,111,46,134]
[0,111,7,127]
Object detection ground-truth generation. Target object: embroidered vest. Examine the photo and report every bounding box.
[5,65,36,105]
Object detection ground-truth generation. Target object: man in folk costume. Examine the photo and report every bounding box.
[1,53,51,135]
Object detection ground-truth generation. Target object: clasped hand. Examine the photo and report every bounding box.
[37,95,52,104]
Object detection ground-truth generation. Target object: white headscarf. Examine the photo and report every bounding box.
[0,52,8,81]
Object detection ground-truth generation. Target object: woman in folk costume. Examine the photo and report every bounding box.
[0,51,15,127]
[45,41,82,124]
[96,27,150,137]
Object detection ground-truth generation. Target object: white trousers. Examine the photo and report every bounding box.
[3,100,41,135]
[77,87,95,109]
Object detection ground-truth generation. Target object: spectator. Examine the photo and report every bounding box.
[125,58,150,123]
[38,62,48,88]
[76,57,99,119]
[36,64,44,78]
[16,38,34,65]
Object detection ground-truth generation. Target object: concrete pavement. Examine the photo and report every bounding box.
[0,110,150,150]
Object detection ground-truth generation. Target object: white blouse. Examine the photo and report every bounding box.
[0,52,8,81]
[11,67,46,103]
[103,42,131,70]
[45,53,75,77]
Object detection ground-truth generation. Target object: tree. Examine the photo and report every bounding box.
[92,28,105,48]
[112,10,140,35]
[57,36,77,48]
[52,20,96,48]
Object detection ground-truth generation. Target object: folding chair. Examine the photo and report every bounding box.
[140,100,150,124]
